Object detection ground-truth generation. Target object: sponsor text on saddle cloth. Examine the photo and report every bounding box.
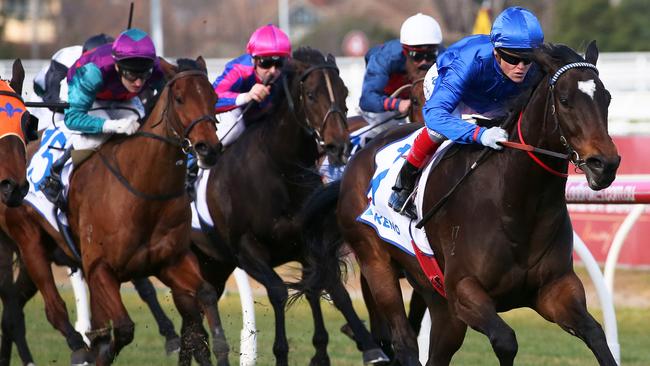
[25,99,144,230]
[357,127,451,295]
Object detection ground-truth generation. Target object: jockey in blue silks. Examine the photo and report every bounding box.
[39,28,164,207]
[356,13,443,146]
[388,6,545,219]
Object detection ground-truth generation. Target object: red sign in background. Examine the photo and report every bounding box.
[568,136,650,267]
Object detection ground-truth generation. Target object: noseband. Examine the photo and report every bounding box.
[283,63,348,148]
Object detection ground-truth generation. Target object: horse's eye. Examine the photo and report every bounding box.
[559,96,569,106]
[307,92,315,101]
[175,95,184,104]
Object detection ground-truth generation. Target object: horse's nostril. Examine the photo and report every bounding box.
[587,157,605,170]
[0,179,16,194]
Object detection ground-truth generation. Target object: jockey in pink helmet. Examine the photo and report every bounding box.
[212,24,291,146]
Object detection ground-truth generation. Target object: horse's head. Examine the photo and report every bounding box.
[533,41,620,190]
[0,59,37,207]
[287,47,350,166]
[158,57,221,168]
[403,57,430,123]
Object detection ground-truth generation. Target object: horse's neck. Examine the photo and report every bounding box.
[116,88,185,187]
[264,96,319,167]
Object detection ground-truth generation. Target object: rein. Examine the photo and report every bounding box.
[284,63,348,149]
[416,61,600,229]
[99,68,215,201]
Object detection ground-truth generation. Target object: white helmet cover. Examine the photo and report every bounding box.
[400,13,443,46]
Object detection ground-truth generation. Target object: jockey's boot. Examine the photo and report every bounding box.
[40,146,72,210]
[185,156,199,201]
[388,128,444,219]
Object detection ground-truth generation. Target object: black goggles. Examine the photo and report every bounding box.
[496,49,532,65]
[256,56,286,69]
[407,50,437,63]
[118,67,153,82]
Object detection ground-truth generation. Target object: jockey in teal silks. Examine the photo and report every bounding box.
[388,7,544,219]
[39,28,164,207]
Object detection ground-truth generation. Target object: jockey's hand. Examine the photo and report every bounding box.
[247,83,271,103]
[480,126,508,150]
[102,117,141,135]
[398,99,411,114]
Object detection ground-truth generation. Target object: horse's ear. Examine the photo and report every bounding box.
[196,56,208,73]
[585,40,599,66]
[326,53,336,65]
[158,57,178,80]
[9,58,25,95]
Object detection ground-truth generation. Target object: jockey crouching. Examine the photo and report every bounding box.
[388,6,545,219]
[356,13,442,146]
[40,28,163,209]
[212,24,291,147]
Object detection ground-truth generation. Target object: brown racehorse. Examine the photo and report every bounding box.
[299,41,621,366]
[0,57,222,366]
[191,47,386,366]
[0,59,39,366]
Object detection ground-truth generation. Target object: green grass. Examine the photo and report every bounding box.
[11,287,650,365]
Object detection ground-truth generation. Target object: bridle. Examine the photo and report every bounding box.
[99,68,218,200]
[517,62,599,177]
[283,63,348,149]
[138,69,218,154]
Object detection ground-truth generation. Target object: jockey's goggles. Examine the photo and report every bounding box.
[255,56,286,70]
[496,48,532,65]
[118,67,153,82]
[403,47,438,63]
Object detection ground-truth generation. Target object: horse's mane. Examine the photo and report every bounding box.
[176,58,203,72]
[292,46,336,67]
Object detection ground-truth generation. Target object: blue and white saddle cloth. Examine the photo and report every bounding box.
[190,168,214,230]
[357,128,452,256]
[25,123,75,229]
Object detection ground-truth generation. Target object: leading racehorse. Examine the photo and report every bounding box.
[191,47,386,366]
[299,41,620,365]
[1,57,222,366]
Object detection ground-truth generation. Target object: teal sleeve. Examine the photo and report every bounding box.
[64,63,106,133]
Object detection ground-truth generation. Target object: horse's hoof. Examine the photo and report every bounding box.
[363,348,390,365]
[309,355,331,366]
[216,355,230,366]
[70,348,95,366]
[165,336,181,355]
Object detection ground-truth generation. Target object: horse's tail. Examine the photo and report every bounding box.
[289,180,347,304]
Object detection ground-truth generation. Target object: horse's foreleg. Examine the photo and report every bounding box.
[158,252,213,366]
[360,273,393,361]
[85,262,134,366]
[13,229,90,364]
[132,277,180,354]
[237,235,289,366]
[534,272,617,366]
[358,255,420,366]
[453,276,517,366]
[324,275,389,365]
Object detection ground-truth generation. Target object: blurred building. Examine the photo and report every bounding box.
[1,0,60,56]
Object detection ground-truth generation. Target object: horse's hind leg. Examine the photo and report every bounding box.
[132,277,181,354]
[85,262,135,365]
[12,227,90,364]
[303,284,330,366]
[453,276,517,366]
[158,252,214,366]
[324,275,389,365]
[534,271,617,366]
[360,274,394,361]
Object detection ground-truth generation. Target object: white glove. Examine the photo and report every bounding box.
[102,117,140,135]
[479,127,508,150]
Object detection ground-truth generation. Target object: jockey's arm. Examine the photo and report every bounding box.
[360,53,400,113]
[213,58,249,113]
[64,63,106,134]
[423,59,487,145]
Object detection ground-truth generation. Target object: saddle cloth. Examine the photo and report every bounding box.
[357,127,452,257]
[190,168,214,230]
[24,99,144,231]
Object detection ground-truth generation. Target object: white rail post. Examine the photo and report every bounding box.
[234,267,257,366]
[68,268,91,345]
[604,204,645,292]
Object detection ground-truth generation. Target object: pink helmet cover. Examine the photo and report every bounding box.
[247,24,291,57]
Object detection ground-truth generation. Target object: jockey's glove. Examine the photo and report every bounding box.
[102,116,141,135]
[480,126,508,150]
